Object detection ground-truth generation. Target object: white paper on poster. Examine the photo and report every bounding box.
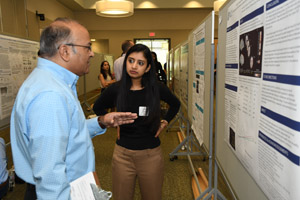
[0,35,39,120]
[224,0,300,199]
[192,22,205,144]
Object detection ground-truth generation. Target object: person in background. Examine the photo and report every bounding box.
[98,61,115,92]
[93,44,180,200]
[10,18,137,200]
[114,40,134,81]
[151,51,167,85]
[0,138,8,199]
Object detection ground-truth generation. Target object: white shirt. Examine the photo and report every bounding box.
[113,54,126,81]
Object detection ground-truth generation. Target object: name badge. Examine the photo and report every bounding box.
[139,106,149,116]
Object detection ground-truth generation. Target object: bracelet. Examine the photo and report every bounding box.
[98,116,106,129]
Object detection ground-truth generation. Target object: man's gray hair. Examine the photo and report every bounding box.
[39,18,79,58]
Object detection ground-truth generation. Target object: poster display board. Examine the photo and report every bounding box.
[180,42,189,109]
[224,0,300,199]
[168,50,173,89]
[173,46,181,98]
[0,34,39,123]
[191,22,206,144]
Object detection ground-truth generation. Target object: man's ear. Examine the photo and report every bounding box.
[145,64,151,72]
[58,45,71,62]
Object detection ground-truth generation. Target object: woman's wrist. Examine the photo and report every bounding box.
[160,119,168,126]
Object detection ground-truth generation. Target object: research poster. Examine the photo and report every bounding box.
[224,0,300,199]
[180,43,189,108]
[192,23,205,144]
[174,48,181,98]
[168,51,173,89]
[0,34,39,120]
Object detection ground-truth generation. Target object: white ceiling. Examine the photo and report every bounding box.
[57,0,215,11]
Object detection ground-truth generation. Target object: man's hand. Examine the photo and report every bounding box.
[98,112,137,128]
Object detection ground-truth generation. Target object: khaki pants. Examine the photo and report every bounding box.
[112,144,164,200]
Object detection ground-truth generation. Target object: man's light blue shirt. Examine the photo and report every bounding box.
[0,138,8,184]
[10,58,105,199]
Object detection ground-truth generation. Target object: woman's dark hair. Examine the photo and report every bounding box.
[151,51,157,61]
[100,61,112,79]
[117,44,161,132]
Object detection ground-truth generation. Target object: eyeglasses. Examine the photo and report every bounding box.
[66,43,92,51]
[58,43,92,51]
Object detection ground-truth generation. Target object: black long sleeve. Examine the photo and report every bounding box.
[158,82,180,123]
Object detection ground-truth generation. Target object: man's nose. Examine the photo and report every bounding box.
[90,50,95,57]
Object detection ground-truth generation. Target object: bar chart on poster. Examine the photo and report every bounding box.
[0,34,39,127]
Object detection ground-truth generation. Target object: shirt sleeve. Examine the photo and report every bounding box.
[26,92,72,199]
[159,83,181,122]
[86,117,106,138]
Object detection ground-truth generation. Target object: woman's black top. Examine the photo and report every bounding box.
[93,82,180,150]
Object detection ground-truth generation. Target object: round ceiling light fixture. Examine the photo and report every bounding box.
[96,0,134,18]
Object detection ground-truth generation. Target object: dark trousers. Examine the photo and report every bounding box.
[0,178,9,199]
[24,183,37,200]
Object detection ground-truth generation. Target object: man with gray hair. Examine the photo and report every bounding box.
[113,40,134,81]
[10,18,137,199]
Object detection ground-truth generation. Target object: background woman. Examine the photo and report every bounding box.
[93,44,180,200]
[98,61,115,92]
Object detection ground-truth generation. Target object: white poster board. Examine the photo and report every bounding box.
[224,0,300,199]
[191,22,206,144]
[0,34,39,121]
[173,47,181,98]
[180,42,189,109]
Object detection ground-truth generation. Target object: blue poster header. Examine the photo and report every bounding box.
[240,6,264,25]
[266,0,287,11]
[261,106,300,131]
[196,70,204,75]
[263,73,300,86]
[259,131,299,166]
[227,21,239,32]
[195,103,204,113]
[225,84,238,92]
[196,38,205,46]
[225,64,238,69]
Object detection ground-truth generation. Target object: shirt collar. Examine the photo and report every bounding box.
[37,57,79,89]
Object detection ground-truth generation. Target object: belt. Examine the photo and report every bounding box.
[0,177,8,189]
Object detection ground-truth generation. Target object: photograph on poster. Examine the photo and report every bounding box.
[239,27,264,78]
[229,127,236,150]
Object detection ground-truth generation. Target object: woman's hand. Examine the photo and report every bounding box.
[155,120,168,138]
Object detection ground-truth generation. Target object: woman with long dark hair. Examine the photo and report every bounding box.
[98,61,115,92]
[93,44,180,200]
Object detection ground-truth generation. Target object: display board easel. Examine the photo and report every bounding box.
[168,41,204,160]
[169,11,236,200]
